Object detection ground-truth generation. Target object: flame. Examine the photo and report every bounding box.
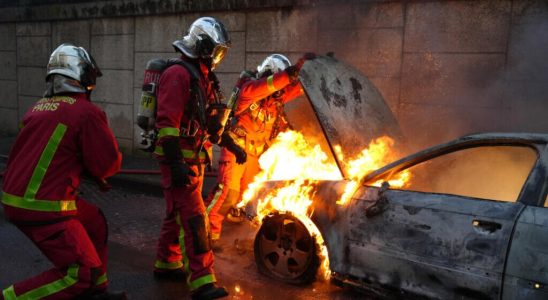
[239,130,411,280]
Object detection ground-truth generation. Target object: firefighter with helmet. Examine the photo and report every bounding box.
[151,17,242,300]
[0,44,125,299]
[204,53,315,248]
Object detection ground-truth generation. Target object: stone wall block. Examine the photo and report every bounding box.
[92,17,135,35]
[246,9,317,52]
[405,1,511,52]
[0,23,16,51]
[18,96,38,122]
[91,34,134,70]
[17,67,46,97]
[208,11,246,31]
[0,81,18,109]
[135,14,193,52]
[98,103,133,139]
[368,77,400,118]
[16,22,51,36]
[52,20,91,49]
[507,22,548,81]
[512,0,548,25]
[502,80,548,133]
[355,28,403,78]
[0,51,17,80]
[401,53,506,108]
[317,30,358,65]
[215,31,245,73]
[354,2,404,28]
[94,70,134,105]
[317,4,354,29]
[17,36,50,67]
[0,108,19,136]
[398,103,504,151]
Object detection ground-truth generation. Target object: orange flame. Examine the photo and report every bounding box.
[239,130,411,279]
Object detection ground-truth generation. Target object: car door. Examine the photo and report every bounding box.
[502,144,548,299]
[346,144,538,299]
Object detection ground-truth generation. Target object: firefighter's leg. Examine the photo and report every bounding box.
[76,198,109,291]
[2,219,103,299]
[205,151,244,240]
[154,165,184,273]
[167,163,218,291]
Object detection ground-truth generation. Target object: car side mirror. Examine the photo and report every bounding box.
[365,181,390,218]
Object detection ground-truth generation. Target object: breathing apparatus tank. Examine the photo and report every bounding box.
[137,58,167,151]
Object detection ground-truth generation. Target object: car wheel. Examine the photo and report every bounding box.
[254,212,320,284]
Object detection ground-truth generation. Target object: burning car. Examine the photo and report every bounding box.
[240,56,548,299]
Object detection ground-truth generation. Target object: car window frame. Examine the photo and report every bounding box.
[363,139,544,206]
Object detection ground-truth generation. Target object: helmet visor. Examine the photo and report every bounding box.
[211,45,228,70]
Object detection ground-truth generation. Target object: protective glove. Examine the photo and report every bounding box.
[162,137,197,187]
[170,162,196,187]
[296,52,317,69]
[285,65,300,83]
[220,132,247,165]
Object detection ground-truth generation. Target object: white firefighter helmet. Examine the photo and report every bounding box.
[256,54,291,78]
[172,17,231,70]
[45,43,102,96]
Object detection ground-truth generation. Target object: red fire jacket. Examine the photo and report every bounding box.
[154,57,214,164]
[1,93,121,222]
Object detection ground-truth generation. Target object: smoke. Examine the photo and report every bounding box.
[404,146,538,202]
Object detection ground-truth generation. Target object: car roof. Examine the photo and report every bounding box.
[362,132,548,184]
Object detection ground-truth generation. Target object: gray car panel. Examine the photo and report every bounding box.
[299,55,404,178]
[503,206,548,300]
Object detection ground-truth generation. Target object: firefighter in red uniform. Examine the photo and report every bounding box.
[0,44,125,299]
[151,17,242,300]
[204,53,314,246]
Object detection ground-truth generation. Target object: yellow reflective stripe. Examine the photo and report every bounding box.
[16,265,79,299]
[1,192,76,212]
[154,260,183,270]
[266,75,276,92]
[176,213,192,284]
[206,184,224,214]
[158,127,180,138]
[24,123,67,200]
[2,285,16,300]
[95,272,107,286]
[154,147,207,160]
[189,274,216,291]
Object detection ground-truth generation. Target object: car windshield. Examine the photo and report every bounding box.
[391,146,537,202]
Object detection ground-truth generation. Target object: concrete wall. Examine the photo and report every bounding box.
[0,0,547,155]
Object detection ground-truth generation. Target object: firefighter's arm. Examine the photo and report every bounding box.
[80,107,122,181]
[238,71,292,108]
[281,81,305,104]
[155,65,189,144]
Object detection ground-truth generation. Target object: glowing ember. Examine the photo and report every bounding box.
[238,130,411,280]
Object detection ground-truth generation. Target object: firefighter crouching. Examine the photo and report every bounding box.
[204,53,315,248]
[0,44,125,300]
[151,17,243,300]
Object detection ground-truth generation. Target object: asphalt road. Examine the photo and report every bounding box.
[0,180,368,300]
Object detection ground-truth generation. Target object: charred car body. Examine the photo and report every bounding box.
[248,56,548,299]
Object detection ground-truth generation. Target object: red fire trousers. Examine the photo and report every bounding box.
[154,163,216,291]
[1,199,108,300]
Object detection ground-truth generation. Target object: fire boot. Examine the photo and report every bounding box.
[153,268,187,281]
[191,283,229,300]
[225,207,245,223]
[82,290,128,300]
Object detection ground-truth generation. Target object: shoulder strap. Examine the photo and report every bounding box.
[165,58,207,129]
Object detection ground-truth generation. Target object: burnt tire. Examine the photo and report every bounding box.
[254,212,320,284]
